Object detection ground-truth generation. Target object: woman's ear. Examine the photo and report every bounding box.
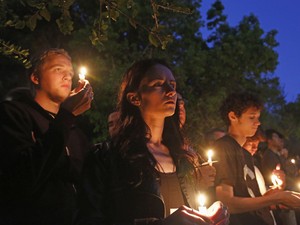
[228,111,238,122]
[30,73,39,85]
[127,92,141,106]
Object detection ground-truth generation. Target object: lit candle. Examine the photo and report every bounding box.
[207,149,213,166]
[197,194,207,215]
[271,174,283,189]
[291,158,296,164]
[79,66,87,80]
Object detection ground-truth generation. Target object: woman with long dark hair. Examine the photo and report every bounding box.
[75,59,229,225]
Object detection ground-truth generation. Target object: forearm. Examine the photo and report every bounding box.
[216,185,279,213]
[220,194,277,213]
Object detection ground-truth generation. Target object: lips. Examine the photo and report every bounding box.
[61,83,71,89]
[165,99,176,105]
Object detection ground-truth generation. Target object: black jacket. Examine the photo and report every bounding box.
[75,142,202,225]
[0,96,89,225]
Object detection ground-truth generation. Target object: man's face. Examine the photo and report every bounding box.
[35,53,74,103]
[270,133,284,150]
[232,107,261,138]
[108,111,120,138]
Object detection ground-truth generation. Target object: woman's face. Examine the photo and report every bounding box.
[137,64,177,118]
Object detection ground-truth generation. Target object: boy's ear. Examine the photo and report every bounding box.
[228,111,238,122]
[30,73,39,85]
[127,92,141,106]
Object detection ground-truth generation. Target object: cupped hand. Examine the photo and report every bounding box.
[163,205,212,225]
[207,201,230,225]
[272,169,286,189]
[62,79,94,116]
[278,190,300,209]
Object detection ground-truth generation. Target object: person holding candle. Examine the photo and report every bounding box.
[214,92,300,225]
[261,129,299,225]
[0,48,93,225]
[261,129,286,188]
[75,58,229,225]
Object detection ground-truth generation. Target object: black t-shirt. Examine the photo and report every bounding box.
[214,135,275,225]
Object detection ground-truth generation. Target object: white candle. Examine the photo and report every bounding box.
[79,66,87,80]
[207,149,213,166]
[271,174,283,188]
[197,194,207,215]
[291,159,296,164]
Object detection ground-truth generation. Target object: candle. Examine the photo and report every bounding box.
[207,149,213,166]
[271,174,283,189]
[291,158,296,164]
[79,66,87,80]
[197,194,207,215]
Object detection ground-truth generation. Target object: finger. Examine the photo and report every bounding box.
[184,209,212,224]
[76,80,91,93]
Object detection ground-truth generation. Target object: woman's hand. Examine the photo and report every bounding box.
[198,165,216,188]
[163,205,212,225]
[162,203,229,225]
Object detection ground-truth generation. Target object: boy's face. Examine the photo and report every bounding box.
[34,53,74,103]
[231,106,261,138]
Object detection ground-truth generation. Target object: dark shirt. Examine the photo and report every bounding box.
[0,97,89,225]
[75,143,202,225]
[159,172,185,216]
[214,135,275,225]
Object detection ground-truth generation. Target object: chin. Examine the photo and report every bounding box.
[165,110,175,117]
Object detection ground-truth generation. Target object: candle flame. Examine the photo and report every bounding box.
[198,194,206,207]
[291,159,296,164]
[79,67,87,80]
[271,174,283,188]
[207,149,213,165]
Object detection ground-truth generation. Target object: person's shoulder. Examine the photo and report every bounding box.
[88,140,112,161]
[0,98,29,114]
[262,148,275,158]
[93,141,111,154]
[215,135,237,148]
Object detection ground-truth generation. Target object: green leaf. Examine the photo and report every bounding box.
[39,8,51,21]
[15,20,25,29]
[109,9,120,21]
[129,18,137,29]
[26,15,37,31]
[148,33,159,47]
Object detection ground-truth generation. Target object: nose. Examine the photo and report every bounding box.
[165,83,176,97]
[63,72,72,81]
[256,119,261,126]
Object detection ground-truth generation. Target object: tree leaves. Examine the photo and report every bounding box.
[0,39,31,69]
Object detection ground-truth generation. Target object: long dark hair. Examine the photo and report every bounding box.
[114,58,195,181]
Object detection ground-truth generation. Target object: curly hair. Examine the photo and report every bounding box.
[220,92,263,126]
